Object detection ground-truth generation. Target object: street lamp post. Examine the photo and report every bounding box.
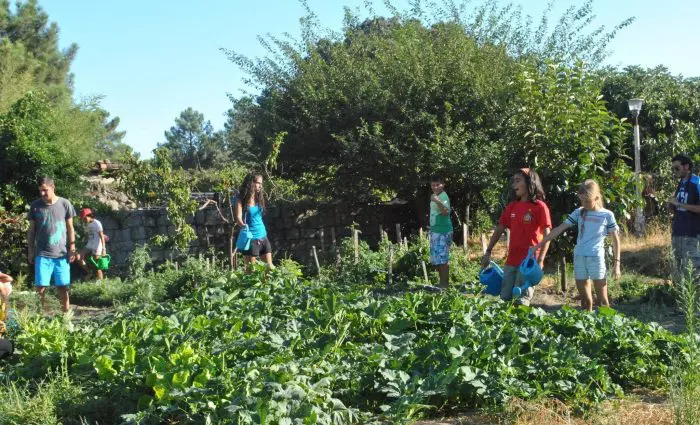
[628,98,644,235]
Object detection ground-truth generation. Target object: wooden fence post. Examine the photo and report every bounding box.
[419,228,424,240]
[354,229,360,264]
[481,233,488,254]
[462,223,468,254]
[421,261,429,284]
[388,245,394,285]
[465,204,470,241]
[560,256,567,293]
[312,246,321,275]
[395,223,402,245]
[320,228,325,252]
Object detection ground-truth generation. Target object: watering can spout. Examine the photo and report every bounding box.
[513,250,543,298]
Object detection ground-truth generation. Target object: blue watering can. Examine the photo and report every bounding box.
[512,250,544,298]
[479,261,503,296]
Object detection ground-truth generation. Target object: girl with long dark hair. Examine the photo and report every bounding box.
[235,174,274,271]
[481,168,552,305]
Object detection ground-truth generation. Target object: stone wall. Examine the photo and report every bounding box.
[99,201,420,270]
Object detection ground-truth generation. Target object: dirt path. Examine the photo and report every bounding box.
[72,304,113,322]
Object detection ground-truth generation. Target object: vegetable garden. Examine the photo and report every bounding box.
[0,238,693,424]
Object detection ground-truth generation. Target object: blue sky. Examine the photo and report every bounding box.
[37,0,700,157]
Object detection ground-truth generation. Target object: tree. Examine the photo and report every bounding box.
[601,66,700,204]
[160,108,227,170]
[0,0,77,97]
[95,113,131,160]
[0,40,35,113]
[0,0,129,207]
[223,0,632,216]
[120,148,198,250]
[0,92,98,209]
[505,61,638,276]
[221,97,259,165]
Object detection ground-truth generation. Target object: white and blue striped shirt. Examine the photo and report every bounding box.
[565,207,619,257]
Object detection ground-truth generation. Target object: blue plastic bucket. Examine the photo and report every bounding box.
[479,261,503,296]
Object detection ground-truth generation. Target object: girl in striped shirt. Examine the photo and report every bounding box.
[533,180,621,311]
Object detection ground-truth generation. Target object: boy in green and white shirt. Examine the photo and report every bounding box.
[429,175,453,287]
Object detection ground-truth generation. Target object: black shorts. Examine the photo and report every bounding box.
[242,237,272,257]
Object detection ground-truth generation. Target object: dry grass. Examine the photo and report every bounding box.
[506,397,673,425]
[618,227,672,278]
[414,395,673,425]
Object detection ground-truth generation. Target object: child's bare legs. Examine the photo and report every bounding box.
[93,255,104,280]
[593,279,609,308]
[436,264,449,287]
[243,256,256,274]
[576,279,594,311]
[262,253,275,270]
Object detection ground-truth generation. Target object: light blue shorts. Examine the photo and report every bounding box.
[574,255,606,280]
[430,231,452,265]
[35,256,71,287]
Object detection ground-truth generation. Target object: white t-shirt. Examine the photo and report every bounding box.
[565,207,619,257]
[86,219,104,253]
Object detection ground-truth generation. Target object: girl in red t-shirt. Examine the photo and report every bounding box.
[482,168,552,305]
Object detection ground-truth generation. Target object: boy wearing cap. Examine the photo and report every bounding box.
[77,208,107,280]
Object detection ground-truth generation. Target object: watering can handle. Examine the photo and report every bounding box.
[482,260,502,272]
[526,249,538,261]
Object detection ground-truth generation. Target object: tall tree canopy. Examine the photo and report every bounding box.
[222,0,636,221]
[602,66,700,200]
[159,107,228,170]
[0,0,129,210]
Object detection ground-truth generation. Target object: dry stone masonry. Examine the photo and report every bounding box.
[101,201,418,271]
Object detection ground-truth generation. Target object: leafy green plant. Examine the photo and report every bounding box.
[119,149,197,249]
[0,209,29,276]
[668,263,700,425]
[126,244,152,280]
[2,252,688,424]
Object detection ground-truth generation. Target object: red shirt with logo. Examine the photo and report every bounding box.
[498,200,552,267]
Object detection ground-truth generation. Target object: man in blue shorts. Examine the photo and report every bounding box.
[27,177,76,312]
